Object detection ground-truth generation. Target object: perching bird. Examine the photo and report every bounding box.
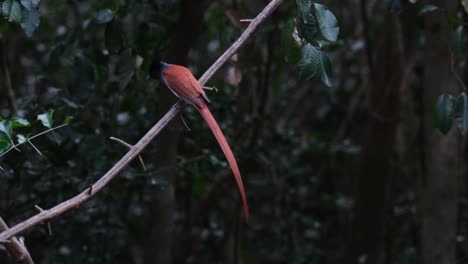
[148,61,249,219]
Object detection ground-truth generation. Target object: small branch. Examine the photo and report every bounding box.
[180,114,191,132]
[0,217,34,264]
[202,86,218,92]
[0,102,184,241]
[109,137,147,171]
[240,19,253,23]
[0,123,68,159]
[29,123,69,141]
[27,140,43,157]
[0,0,283,241]
[34,205,52,236]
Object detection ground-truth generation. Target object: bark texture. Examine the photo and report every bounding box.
[347,14,403,264]
[421,0,461,263]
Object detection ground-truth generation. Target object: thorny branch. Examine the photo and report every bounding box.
[0,217,34,264]
[0,123,69,160]
[0,0,283,242]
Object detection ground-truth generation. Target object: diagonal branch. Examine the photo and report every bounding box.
[0,0,283,241]
[0,217,34,264]
[198,0,283,85]
[0,102,183,241]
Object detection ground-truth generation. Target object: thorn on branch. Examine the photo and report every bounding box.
[11,143,21,153]
[47,222,52,236]
[88,184,93,195]
[28,140,43,156]
[110,137,147,171]
[34,205,44,212]
[0,123,68,160]
[34,205,52,235]
[240,19,253,23]
[0,0,282,246]
[180,114,191,132]
[202,86,218,92]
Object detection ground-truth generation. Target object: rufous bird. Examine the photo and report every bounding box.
[148,61,249,219]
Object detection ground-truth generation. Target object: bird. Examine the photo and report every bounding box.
[148,61,249,219]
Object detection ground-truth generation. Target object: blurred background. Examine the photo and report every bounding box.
[0,0,467,263]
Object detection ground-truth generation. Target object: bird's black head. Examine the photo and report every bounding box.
[148,59,170,80]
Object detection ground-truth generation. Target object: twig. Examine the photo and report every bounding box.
[0,123,68,159]
[34,205,52,236]
[240,19,253,23]
[202,86,218,92]
[109,137,147,171]
[27,140,43,156]
[0,0,283,241]
[180,114,191,132]
[0,103,183,241]
[0,217,34,264]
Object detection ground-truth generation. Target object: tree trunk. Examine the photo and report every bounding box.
[145,1,208,263]
[346,14,403,264]
[420,0,461,263]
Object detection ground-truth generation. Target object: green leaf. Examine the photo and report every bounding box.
[1,0,12,16]
[12,118,30,128]
[455,92,468,135]
[3,0,23,23]
[37,109,54,128]
[298,44,320,79]
[313,3,339,42]
[10,0,22,22]
[419,4,439,15]
[434,94,456,134]
[299,21,319,44]
[17,134,27,144]
[0,134,11,154]
[19,0,40,10]
[296,0,311,16]
[319,52,333,87]
[95,9,114,24]
[462,0,468,14]
[0,120,13,140]
[295,0,319,43]
[385,0,402,12]
[452,26,464,57]
[20,8,40,37]
[64,116,73,123]
[281,19,301,64]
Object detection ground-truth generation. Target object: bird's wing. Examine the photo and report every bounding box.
[186,73,211,103]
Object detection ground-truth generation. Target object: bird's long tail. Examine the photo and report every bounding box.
[195,100,249,219]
